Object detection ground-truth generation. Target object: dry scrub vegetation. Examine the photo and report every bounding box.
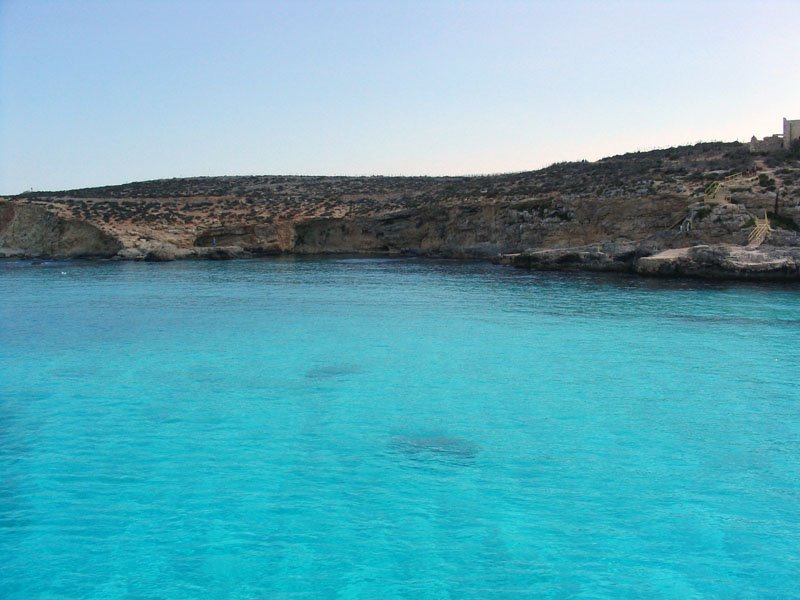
[10,142,800,243]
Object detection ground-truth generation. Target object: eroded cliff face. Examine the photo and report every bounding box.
[0,190,786,262]
[261,193,713,258]
[189,194,698,259]
[0,201,122,258]
[290,204,510,257]
[193,223,291,254]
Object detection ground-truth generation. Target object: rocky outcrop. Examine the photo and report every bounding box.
[287,197,675,259]
[678,202,754,245]
[143,243,182,262]
[0,201,121,258]
[194,246,245,260]
[124,242,246,261]
[497,240,663,272]
[636,244,800,280]
[194,224,290,254]
[503,241,800,280]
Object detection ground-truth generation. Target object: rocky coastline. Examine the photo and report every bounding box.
[3,141,799,281]
[496,241,800,281]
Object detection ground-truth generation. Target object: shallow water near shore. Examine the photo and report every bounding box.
[2,257,799,597]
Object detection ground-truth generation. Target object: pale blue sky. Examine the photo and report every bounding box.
[1,0,798,193]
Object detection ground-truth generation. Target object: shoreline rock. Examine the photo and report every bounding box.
[501,242,800,281]
[4,239,800,282]
[495,240,661,273]
[635,244,800,281]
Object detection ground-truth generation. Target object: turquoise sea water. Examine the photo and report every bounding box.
[1,258,799,598]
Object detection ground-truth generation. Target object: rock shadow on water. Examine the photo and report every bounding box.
[388,434,480,464]
[666,314,800,328]
[304,364,362,380]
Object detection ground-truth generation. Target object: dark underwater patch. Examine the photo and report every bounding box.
[388,434,480,461]
[305,364,362,379]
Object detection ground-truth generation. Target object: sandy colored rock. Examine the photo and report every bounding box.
[2,141,799,281]
[0,201,121,258]
[636,244,800,280]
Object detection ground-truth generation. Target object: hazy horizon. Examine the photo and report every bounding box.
[2,0,798,195]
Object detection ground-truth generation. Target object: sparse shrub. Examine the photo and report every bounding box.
[789,139,800,160]
[767,212,799,231]
[758,173,776,191]
[694,206,713,220]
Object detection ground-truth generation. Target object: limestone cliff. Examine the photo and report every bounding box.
[2,141,799,280]
[0,201,121,258]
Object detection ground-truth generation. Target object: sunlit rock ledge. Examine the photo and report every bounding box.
[501,243,800,281]
[635,244,800,281]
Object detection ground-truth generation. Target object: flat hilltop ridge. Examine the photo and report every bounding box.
[3,141,800,280]
[16,140,760,199]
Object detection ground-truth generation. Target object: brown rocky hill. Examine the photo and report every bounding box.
[2,142,799,268]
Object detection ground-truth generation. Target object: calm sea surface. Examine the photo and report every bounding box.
[1,258,799,598]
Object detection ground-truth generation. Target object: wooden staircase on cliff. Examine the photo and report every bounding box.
[747,211,772,248]
[671,171,761,235]
[704,171,758,205]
